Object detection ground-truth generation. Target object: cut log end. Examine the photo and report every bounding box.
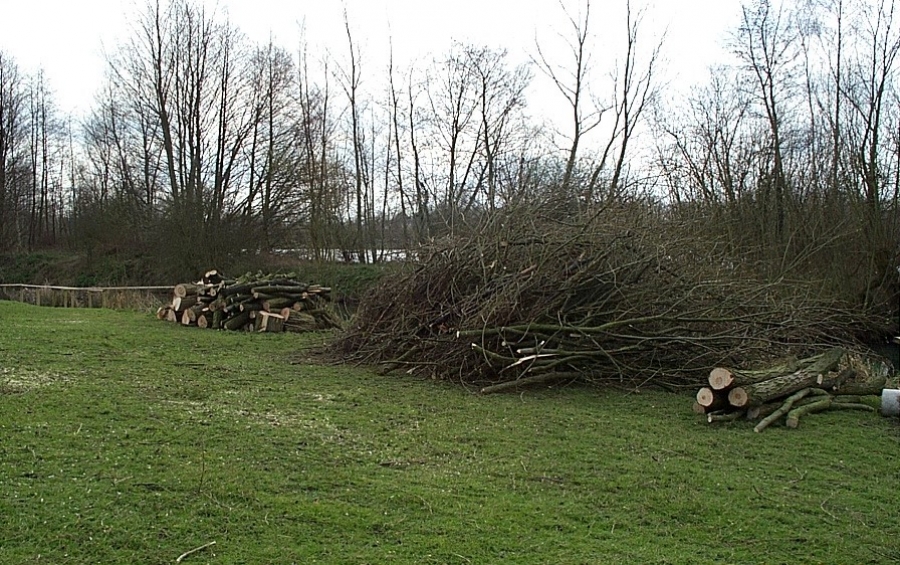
[696,387,716,407]
[728,387,749,408]
[708,367,734,390]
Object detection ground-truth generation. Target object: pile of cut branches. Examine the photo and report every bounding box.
[157,270,342,332]
[336,204,889,389]
[695,348,888,431]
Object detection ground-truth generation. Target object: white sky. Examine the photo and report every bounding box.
[0,0,743,118]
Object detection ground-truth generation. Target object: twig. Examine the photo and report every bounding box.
[176,541,216,562]
[707,410,746,423]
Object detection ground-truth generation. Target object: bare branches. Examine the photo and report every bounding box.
[335,202,878,388]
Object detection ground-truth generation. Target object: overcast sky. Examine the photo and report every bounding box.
[0,0,744,117]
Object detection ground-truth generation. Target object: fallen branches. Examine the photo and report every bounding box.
[699,349,889,431]
[335,204,885,388]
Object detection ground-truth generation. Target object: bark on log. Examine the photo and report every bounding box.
[196,311,212,329]
[223,311,252,331]
[708,357,801,390]
[833,376,887,396]
[729,348,844,408]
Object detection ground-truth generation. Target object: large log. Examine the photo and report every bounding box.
[255,311,285,333]
[728,348,845,408]
[708,356,802,390]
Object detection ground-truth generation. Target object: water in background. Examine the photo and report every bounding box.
[868,341,900,376]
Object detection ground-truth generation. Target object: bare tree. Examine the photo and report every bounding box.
[0,51,25,251]
[534,0,607,199]
[733,0,799,241]
[335,8,369,260]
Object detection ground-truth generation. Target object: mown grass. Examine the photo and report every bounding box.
[0,300,897,564]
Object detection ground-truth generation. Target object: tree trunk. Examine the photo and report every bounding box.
[708,356,802,390]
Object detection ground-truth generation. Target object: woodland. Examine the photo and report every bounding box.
[0,0,898,384]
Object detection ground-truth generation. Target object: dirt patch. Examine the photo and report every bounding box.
[0,367,71,394]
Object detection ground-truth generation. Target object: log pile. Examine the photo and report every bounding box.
[156,270,342,333]
[695,347,891,431]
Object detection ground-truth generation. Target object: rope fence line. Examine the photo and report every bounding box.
[0,284,172,310]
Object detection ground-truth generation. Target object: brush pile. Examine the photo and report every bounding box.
[157,270,342,332]
[695,348,889,431]
[336,204,889,389]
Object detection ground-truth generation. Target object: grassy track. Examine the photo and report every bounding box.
[0,300,897,564]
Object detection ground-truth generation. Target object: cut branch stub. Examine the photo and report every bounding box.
[728,348,845,408]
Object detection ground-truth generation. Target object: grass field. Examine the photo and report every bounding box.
[0,300,897,564]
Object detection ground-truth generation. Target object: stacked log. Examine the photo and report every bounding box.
[696,348,891,432]
[157,270,342,333]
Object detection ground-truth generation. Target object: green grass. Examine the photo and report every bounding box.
[0,301,897,564]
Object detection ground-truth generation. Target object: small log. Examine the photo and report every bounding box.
[746,401,783,421]
[239,300,265,313]
[261,297,298,311]
[211,310,223,329]
[156,305,172,320]
[202,270,224,285]
[166,309,179,323]
[729,348,845,408]
[173,283,201,298]
[196,311,212,329]
[186,303,205,322]
[707,410,746,423]
[172,295,199,312]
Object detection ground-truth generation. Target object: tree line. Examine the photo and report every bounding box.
[0,0,897,311]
